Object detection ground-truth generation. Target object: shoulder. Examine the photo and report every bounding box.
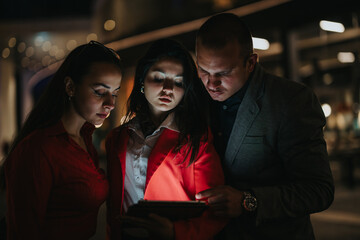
[7,128,54,169]
[265,71,309,96]
[21,127,55,151]
[256,68,317,109]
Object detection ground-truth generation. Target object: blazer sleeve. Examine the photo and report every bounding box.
[5,139,53,239]
[253,87,334,224]
[173,139,227,240]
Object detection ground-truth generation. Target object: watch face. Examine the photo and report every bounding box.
[243,192,257,212]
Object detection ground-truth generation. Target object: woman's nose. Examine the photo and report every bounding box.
[162,79,174,93]
[103,94,115,110]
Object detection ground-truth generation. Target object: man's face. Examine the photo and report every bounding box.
[196,40,256,102]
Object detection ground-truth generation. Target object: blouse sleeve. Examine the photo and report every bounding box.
[173,139,227,240]
[5,138,53,239]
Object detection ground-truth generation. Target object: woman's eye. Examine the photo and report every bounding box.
[175,81,183,87]
[93,89,106,97]
[153,78,163,83]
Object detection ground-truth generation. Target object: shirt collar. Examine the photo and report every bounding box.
[220,75,252,108]
[128,112,179,138]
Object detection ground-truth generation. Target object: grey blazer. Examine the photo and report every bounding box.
[216,64,334,240]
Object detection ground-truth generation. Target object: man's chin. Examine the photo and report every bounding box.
[209,91,226,102]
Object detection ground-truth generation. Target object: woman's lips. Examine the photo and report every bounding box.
[159,98,171,103]
[159,95,172,103]
[97,113,108,119]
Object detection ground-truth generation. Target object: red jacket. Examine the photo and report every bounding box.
[106,126,226,240]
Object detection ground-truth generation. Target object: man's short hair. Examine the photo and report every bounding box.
[196,13,253,58]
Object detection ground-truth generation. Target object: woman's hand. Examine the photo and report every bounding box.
[120,214,174,240]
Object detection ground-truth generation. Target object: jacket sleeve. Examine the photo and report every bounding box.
[5,139,53,239]
[173,139,227,240]
[253,87,334,224]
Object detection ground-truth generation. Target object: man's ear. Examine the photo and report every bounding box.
[247,53,258,73]
[64,76,75,97]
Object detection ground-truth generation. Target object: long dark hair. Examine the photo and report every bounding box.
[0,41,122,188]
[125,38,209,165]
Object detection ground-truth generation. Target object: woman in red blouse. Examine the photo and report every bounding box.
[106,39,226,239]
[3,41,122,239]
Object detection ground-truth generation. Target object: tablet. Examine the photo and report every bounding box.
[126,200,208,220]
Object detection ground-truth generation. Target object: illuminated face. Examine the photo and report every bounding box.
[196,40,256,102]
[144,57,185,118]
[72,62,122,126]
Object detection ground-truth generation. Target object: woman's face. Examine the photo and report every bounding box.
[144,57,185,118]
[72,62,122,126]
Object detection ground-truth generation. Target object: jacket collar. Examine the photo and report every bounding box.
[224,63,265,166]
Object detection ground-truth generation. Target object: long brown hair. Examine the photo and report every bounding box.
[0,41,122,189]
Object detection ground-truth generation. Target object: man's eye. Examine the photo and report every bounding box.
[217,72,229,77]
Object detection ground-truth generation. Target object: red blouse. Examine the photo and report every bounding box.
[5,120,108,240]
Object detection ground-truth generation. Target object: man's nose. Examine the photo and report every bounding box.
[207,75,221,89]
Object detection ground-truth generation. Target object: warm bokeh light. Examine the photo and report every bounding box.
[104,20,116,31]
[42,41,51,52]
[337,52,355,63]
[25,47,35,57]
[66,40,77,51]
[8,37,16,48]
[87,33,98,42]
[2,48,10,58]
[42,55,51,66]
[17,42,26,53]
[321,103,332,117]
[252,37,270,50]
[55,49,65,60]
[320,20,345,33]
[49,45,58,56]
[322,73,333,85]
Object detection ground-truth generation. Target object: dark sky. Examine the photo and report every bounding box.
[0,0,95,20]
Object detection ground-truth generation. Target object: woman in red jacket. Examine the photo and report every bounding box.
[3,41,122,239]
[106,39,225,239]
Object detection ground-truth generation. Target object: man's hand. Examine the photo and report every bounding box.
[196,185,245,218]
[120,214,174,240]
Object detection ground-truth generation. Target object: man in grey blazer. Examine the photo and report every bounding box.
[195,13,334,239]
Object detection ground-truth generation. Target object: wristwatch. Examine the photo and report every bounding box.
[242,191,258,212]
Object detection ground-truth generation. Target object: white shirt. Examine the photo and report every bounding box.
[122,113,178,212]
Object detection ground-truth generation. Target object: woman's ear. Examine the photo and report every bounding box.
[247,53,258,73]
[64,77,75,97]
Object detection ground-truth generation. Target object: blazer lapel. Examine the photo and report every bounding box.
[145,128,179,189]
[224,64,265,166]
